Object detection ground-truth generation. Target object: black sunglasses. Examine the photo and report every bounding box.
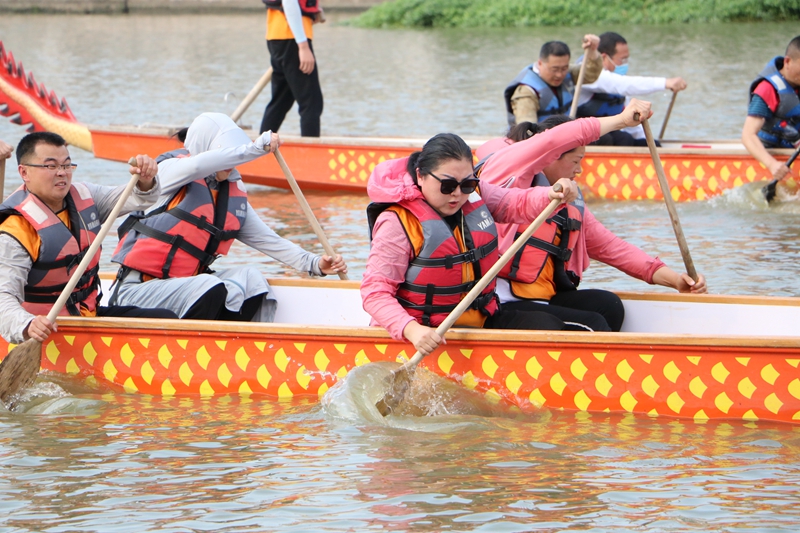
[428,172,480,195]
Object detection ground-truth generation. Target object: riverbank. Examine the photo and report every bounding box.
[353,0,800,27]
[0,0,384,13]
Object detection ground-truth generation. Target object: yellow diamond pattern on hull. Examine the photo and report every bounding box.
[275,348,289,372]
[620,391,638,412]
[765,393,783,415]
[179,362,193,386]
[103,359,117,383]
[530,388,546,407]
[46,341,60,365]
[158,345,172,369]
[689,376,707,398]
[83,342,97,365]
[235,347,250,372]
[642,375,659,398]
[711,362,729,384]
[296,366,311,390]
[257,364,271,389]
[196,346,211,370]
[314,349,330,372]
[123,377,137,393]
[738,377,757,399]
[65,358,79,375]
[218,363,233,388]
[550,373,567,396]
[667,391,684,413]
[438,351,454,374]
[761,364,780,385]
[482,355,499,379]
[715,392,733,414]
[616,359,634,382]
[161,379,176,395]
[663,361,681,383]
[595,374,613,397]
[141,361,155,385]
[526,356,543,379]
[571,358,588,380]
[278,382,293,398]
[505,371,523,395]
[574,390,591,411]
[199,380,215,396]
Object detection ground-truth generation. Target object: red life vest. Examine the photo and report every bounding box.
[0,184,101,316]
[262,0,321,17]
[384,194,500,328]
[112,153,248,279]
[499,183,584,299]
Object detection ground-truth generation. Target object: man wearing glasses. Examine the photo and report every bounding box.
[575,32,687,146]
[505,35,603,126]
[0,132,176,345]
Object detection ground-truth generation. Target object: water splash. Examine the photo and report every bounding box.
[321,361,533,430]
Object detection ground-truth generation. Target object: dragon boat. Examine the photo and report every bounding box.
[1,41,796,203]
[1,278,799,425]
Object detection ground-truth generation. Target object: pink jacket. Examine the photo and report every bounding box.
[361,156,556,340]
[478,118,666,288]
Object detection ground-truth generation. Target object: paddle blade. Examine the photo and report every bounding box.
[375,366,414,416]
[0,339,42,405]
[762,179,779,203]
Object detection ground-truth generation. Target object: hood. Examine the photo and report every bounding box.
[367,157,424,204]
[184,112,252,182]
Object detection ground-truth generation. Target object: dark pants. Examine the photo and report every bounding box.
[98,306,178,319]
[260,39,323,137]
[502,289,625,332]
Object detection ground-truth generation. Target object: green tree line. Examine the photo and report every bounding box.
[353,0,800,27]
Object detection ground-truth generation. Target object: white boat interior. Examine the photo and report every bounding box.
[100,277,800,338]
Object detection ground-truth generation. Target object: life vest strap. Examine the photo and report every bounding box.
[410,240,498,269]
[24,265,99,296]
[396,291,496,316]
[399,280,476,296]
[130,221,217,278]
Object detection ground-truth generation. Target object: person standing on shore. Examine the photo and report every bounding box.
[504,35,603,126]
[260,0,325,137]
[742,35,800,184]
[576,31,687,146]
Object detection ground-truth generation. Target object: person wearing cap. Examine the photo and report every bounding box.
[575,31,687,146]
[110,112,347,322]
[504,35,603,126]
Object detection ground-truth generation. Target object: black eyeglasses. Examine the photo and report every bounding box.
[23,163,78,173]
[428,172,480,195]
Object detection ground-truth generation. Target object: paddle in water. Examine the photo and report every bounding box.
[376,184,565,416]
[0,158,142,407]
[762,144,800,204]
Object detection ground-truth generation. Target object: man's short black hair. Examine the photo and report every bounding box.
[787,35,800,57]
[539,41,571,60]
[16,131,67,164]
[599,32,627,57]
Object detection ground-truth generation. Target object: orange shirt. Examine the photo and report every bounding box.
[266,8,314,41]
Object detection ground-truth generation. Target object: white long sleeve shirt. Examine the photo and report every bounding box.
[577,69,667,139]
[0,180,162,343]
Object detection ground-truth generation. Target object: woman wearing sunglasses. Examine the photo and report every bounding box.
[477,100,707,333]
[361,101,659,356]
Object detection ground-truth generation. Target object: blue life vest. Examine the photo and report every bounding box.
[749,56,800,149]
[504,65,574,126]
[576,91,625,118]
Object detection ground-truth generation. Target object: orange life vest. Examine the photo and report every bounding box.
[369,194,500,328]
[499,180,584,299]
[112,149,248,280]
[0,184,101,316]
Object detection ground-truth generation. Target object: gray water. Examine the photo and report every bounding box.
[2,14,800,532]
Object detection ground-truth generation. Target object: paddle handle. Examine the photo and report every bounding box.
[568,58,588,119]
[0,157,5,199]
[274,148,348,280]
[642,118,698,282]
[658,90,677,141]
[45,160,141,323]
[402,185,565,370]
[230,67,273,123]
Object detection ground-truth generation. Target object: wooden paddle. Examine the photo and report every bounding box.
[761,144,800,204]
[375,184,565,416]
[230,67,273,124]
[0,156,5,199]
[642,118,698,282]
[658,90,678,141]
[273,148,348,280]
[568,56,588,119]
[0,158,142,406]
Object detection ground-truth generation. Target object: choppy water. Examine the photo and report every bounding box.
[1,14,800,532]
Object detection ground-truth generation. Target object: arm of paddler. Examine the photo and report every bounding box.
[478,118,601,187]
[156,132,276,197]
[742,115,792,181]
[510,84,540,125]
[360,212,418,341]
[481,178,578,225]
[236,203,322,276]
[0,234,38,344]
[84,177,161,224]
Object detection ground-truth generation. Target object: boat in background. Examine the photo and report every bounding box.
[2,278,800,424]
[1,40,796,202]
